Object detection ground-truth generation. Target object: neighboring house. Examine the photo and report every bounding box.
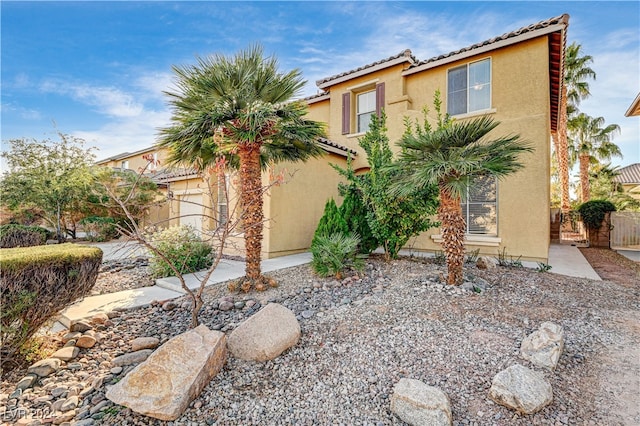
[625,92,640,117]
[99,14,568,262]
[613,163,640,200]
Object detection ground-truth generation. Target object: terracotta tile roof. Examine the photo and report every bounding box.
[318,137,357,156]
[614,163,640,184]
[149,168,200,183]
[408,14,569,69]
[316,49,416,89]
[303,92,330,103]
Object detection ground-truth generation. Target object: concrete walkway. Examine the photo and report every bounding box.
[58,242,599,327]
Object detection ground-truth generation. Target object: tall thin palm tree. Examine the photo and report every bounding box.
[568,113,621,202]
[554,42,596,213]
[157,45,325,291]
[392,102,532,285]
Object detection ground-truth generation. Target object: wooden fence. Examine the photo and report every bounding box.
[610,212,640,250]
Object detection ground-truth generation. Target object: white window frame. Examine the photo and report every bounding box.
[356,89,376,133]
[121,160,129,169]
[462,175,498,236]
[447,58,492,116]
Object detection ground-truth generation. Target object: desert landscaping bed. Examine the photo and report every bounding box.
[1,254,639,425]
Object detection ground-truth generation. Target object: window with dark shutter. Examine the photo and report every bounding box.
[375,82,385,117]
[342,93,351,134]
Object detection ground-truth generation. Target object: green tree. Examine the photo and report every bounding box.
[588,164,640,211]
[338,182,379,254]
[157,45,325,291]
[0,134,96,241]
[568,113,621,202]
[554,42,596,213]
[335,111,439,260]
[392,94,532,285]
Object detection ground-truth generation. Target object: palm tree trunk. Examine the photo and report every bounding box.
[579,153,591,202]
[557,87,571,213]
[438,185,466,285]
[238,144,264,289]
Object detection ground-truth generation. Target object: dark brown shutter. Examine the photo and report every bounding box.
[376,82,385,117]
[342,92,351,134]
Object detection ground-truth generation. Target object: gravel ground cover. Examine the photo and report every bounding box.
[1,253,639,426]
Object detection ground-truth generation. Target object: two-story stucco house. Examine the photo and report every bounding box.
[98,14,568,263]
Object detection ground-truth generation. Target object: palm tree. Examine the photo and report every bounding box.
[392,102,532,285]
[554,42,596,213]
[158,45,325,291]
[568,113,621,202]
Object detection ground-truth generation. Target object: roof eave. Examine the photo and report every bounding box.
[317,55,413,90]
[625,92,640,117]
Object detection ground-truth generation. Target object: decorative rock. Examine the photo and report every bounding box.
[70,320,93,333]
[111,349,153,367]
[476,256,498,270]
[90,313,110,325]
[520,322,564,370]
[76,335,97,349]
[130,337,160,351]
[106,325,227,421]
[60,395,79,412]
[51,346,80,361]
[15,374,38,390]
[227,303,301,361]
[218,301,234,311]
[390,378,452,426]
[110,366,123,375]
[28,358,62,377]
[63,339,77,348]
[488,364,553,414]
[162,300,178,311]
[62,331,82,343]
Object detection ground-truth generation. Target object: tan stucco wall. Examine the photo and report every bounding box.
[97,148,168,172]
[621,184,640,200]
[261,153,346,258]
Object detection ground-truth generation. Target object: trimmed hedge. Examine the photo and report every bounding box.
[577,200,616,230]
[0,224,52,248]
[1,243,103,366]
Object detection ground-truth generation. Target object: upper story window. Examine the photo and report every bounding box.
[342,82,385,135]
[447,58,491,116]
[356,90,376,133]
[121,160,129,169]
[462,175,497,235]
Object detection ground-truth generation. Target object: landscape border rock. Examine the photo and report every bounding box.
[105,324,227,421]
[520,321,564,370]
[488,364,553,414]
[227,303,301,361]
[390,378,452,426]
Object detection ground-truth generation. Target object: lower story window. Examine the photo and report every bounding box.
[462,175,497,235]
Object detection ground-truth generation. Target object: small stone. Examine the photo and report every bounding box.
[51,387,68,398]
[301,310,315,319]
[63,339,77,347]
[62,331,82,343]
[234,301,246,309]
[110,366,123,375]
[130,337,160,351]
[15,374,38,390]
[53,409,76,424]
[76,335,97,349]
[162,301,178,311]
[28,358,62,377]
[70,321,93,333]
[67,362,82,371]
[111,349,153,367]
[61,395,79,412]
[51,346,80,361]
[90,313,110,325]
[219,301,234,311]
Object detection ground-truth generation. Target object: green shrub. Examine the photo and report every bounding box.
[339,186,379,254]
[146,226,213,278]
[311,232,365,279]
[577,200,616,230]
[312,198,348,247]
[0,224,52,248]
[0,243,102,366]
[80,216,119,242]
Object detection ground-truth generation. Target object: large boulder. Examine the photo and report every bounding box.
[227,303,300,361]
[105,325,226,421]
[488,364,553,414]
[520,322,564,370]
[390,378,452,426]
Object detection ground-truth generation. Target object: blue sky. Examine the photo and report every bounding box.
[2,1,639,169]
